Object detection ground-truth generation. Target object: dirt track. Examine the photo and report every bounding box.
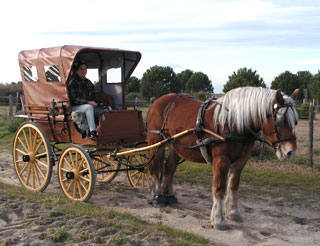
[1,149,320,246]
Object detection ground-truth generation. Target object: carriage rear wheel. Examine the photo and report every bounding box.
[127,142,151,190]
[13,122,53,192]
[93,155,120,183]
[57,145,95,202]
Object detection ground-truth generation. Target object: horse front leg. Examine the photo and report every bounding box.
[211,156,230,230]
[224,165,244,223]
[148,145,166,204]
[224,147,251,223]
[161,147,180,204]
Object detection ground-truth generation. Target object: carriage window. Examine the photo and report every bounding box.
[86,68,99,84]
[106,67,122,83]
[45,65,60,82]
[23,66,38,82]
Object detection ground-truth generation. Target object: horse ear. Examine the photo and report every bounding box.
[275,89,284,105]
[290,89,299,101]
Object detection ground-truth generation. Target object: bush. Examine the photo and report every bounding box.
[126,92,139,101]
[194,91,207,101]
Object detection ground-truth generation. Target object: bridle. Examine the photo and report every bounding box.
[269,103,297,148]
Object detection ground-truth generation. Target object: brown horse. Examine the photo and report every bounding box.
[146,87,299,230]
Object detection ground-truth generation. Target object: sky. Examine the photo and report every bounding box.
[1,0,320,93]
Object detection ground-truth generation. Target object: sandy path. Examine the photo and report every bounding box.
[1,151,320,245]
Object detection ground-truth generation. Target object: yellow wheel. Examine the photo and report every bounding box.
[127,142,151,190]
[92,155,120,183]
[58,145,95,202]
[13,122,53,192]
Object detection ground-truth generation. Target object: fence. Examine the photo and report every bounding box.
[0,92,25,117]
[0,93,317,166]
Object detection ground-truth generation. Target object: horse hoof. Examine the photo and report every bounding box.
[227,213,242,223]
[214,224,230,231]
[166,195,178,205]
[153,195,166,204]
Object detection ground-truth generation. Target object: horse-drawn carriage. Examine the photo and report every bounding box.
[13,45,299,230]
[13,45,151,202]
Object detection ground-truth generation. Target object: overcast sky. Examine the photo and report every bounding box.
[1,0,319,92]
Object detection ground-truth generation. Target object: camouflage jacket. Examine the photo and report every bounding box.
[67,74,96,106]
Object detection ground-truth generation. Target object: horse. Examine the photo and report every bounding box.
[146,86,299,230]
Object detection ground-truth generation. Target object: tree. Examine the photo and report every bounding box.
[126,76,140,94]
[185,72,213,93]
[297,71,313,101]
[177,69,194,92]
[140,66,179,100]
[271,71,299,96]
[309,71,320,101]
[223,67,266,93]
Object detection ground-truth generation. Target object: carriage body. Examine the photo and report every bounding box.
[17,45,145,146]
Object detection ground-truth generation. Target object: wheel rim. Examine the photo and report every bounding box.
[93,156,120,183]
[58,146,94,202]
[127,152,151,190]
[13,123,52,191]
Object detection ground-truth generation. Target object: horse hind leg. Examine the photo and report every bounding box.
[161,146,180,205]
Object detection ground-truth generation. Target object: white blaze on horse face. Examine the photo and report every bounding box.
[276,141,296,160]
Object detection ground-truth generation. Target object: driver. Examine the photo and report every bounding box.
[67,62,99,140]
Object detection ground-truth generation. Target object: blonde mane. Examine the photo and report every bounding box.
[214,87,298,133]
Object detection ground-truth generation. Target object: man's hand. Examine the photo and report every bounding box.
[88,101,97,107]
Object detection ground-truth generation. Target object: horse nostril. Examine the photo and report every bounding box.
[287,151,293,158]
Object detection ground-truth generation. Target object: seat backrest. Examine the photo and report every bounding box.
[95,92,115,109]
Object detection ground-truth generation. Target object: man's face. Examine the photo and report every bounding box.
[76,64,87,78]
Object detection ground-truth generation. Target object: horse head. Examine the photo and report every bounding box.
[262,89,299,160]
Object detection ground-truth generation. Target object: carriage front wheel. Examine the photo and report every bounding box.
[13,122,53,192]
[57,145,95,202]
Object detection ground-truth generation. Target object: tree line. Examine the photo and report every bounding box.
[1,67,319,103]
[127,66,320,102]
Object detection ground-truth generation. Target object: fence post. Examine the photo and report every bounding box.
[9,94,13,117]
[308,101,314,167]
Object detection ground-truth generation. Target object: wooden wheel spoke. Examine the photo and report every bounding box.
[130,170,139,178]
[34,161,46,179]
[36,159,48,168]
[79,168,89,174]
[34,151,47,159]
[22,129,30,150]
[69,151,75,168]
[73,180,77,199]
[16,148,28,155]
[77,181,83,198]
[33,138,44,154]
[31,130,38,150]
[66,180,74,192]
[134,173,142,186]
[79,179,88,193]
[32,164,36,188]
[26,162,32,185]
[19,161,30,176]
[61,167,70,173]
[79,175,90,182]
[17,136,29,153]
[34,163,42,185]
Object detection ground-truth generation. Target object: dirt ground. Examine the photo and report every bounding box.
[1,118,320,245]
[1,154,320,245]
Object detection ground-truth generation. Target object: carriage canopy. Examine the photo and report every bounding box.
[18,45,141,106]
